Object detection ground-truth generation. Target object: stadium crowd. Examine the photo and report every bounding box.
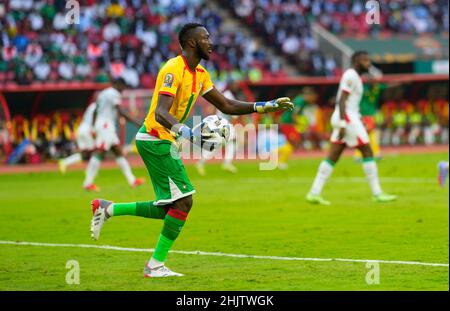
[1,0,448,84]
[0,0,285,87]
[222,0,449,76]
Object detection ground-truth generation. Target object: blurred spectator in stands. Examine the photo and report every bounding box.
[103,19,121,42]
[58,58,75,81]
[28,9,44,32]
[0,119,10,161]
[10,0,33,14]
[435,98,449,144]
[74,55,93,81]
[30,113,51,161]
[324,55,338,77]
[14,57,32,85]
[61,37,78,58]
[53,10,68,31]
[408,105,423,145]
[379,100,395,146]
[61,113,78,156]
[0,3,5,18]
[417,99,439,145]
[299,88,326,150]
[24,40,43,68]
[34,58,51,81]
[282,32,301,55]
[391,102,410,146]
[11,115,30,146]
[87,36,105,62]
[122,66,139,88]
[2,44,17,63]
[110,57,125,79]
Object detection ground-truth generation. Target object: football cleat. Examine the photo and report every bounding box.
[58,159,67,174]
[221,163,237,174]
[131,177,145,188]
[278,163,289,170]
[84,184,100,192]
[143,264,184,278]
[90,199,113,240]
[373,193,397,203]
[195,162,206,176]
[305,193,331,206]
[438,161,448,187]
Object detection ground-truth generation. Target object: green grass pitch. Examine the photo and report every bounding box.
[0,152,448,290]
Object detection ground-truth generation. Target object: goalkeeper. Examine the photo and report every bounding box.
[89,23,293,278]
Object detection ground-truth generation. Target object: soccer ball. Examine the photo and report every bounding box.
[194,115,231,152]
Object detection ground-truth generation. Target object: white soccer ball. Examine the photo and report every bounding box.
[195,115,231,151]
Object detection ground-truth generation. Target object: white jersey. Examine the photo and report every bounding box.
[330,69,369,147]
[333,68,363,117]
[79,103,96,129]
[94,87,121,131]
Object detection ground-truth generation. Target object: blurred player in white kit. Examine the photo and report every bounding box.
[58,102,97,173]
[306,51,397,205]
[82,78,144,192]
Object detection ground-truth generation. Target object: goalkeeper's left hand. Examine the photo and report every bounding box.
[254,97,294,113]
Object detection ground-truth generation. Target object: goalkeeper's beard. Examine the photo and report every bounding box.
[197,45,210,61]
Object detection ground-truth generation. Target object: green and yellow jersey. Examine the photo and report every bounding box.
[360,83,387,117]
[140,55,214,142]
[280,95,305,124]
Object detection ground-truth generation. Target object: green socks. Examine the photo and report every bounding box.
[110,202,189,264]
[112,201,166,219]
[152,209,188,262]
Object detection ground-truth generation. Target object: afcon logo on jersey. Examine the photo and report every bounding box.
[164,73,174,88]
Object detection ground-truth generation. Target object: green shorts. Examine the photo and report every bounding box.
[136,139,195,206]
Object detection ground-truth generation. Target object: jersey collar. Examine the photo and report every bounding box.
[180,54,197,75]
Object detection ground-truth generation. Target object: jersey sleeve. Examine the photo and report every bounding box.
[158,63,180,97]
[340,70,357,94]
[111,92,121,106]
[200,70,214,96]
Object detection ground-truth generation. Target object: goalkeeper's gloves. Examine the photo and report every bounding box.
[174,124,211,145]
[254,97,294,113]
[174,124,194,142]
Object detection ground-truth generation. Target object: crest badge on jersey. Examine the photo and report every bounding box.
[164,73,174,88]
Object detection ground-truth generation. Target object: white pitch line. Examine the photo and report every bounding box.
[197,177,438,185]
[0,240,448,268]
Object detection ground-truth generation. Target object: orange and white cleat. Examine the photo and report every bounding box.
[131,177,145,188]
[84,184,100,192]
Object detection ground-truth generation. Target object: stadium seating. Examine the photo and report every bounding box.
[220,0,449,76]
[0,0,285,87]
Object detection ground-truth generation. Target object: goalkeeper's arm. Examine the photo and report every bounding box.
[155,94,193,141]
[203,88,293,115]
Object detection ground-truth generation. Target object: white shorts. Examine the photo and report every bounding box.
[330,112,370,147]
[76,124,95,151]
[95,127,120,151]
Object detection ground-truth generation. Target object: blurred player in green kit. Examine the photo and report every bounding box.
[354,82,385,160]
